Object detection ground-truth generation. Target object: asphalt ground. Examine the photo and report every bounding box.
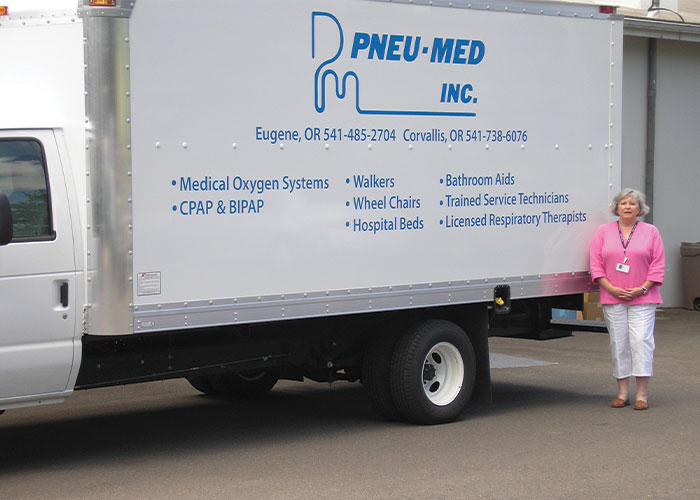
[0,308,698,499]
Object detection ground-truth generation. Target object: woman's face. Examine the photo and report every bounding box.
[618,196,640,218]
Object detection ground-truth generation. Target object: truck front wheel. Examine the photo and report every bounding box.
[208,370,279,399]
[187,376,218,395]
[391,320,475,425]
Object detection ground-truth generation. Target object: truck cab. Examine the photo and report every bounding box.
[0,131,82,408]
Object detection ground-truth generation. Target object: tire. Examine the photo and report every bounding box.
[694,298,700,311]
[208,370,279,400]
[362,331,402,421]
[187,376,219,395]
[390,320,476,425]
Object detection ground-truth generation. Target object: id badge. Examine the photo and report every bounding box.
[616,263,630,274]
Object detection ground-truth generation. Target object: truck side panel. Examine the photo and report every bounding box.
[120,0,621,334]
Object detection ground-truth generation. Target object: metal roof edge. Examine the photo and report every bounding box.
[624,16,700,42]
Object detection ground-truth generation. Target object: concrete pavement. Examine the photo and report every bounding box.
[0,308,698,499]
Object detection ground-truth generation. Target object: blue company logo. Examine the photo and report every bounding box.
[311,11,484,117]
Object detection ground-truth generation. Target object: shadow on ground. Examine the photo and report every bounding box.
[0,378,605,474]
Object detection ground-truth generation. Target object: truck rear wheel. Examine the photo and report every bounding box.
[391,320,475,425]
[208,370,279,399]
[362,331,402,421]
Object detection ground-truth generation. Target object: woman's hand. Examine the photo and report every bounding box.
[607,285,630,300]
[597,278,645,300]
[615,287,645,300]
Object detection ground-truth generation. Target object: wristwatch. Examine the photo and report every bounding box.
[641,286,648,295]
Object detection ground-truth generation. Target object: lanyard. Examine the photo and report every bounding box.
[618,221,638,263]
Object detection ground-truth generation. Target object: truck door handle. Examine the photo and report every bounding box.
[60,282,69,308]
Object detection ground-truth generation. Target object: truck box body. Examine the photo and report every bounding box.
[0,0,622,422]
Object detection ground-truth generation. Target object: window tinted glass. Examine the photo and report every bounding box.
[0,140,52,240]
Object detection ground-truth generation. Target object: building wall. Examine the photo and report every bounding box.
[622,35,700,307]
[621,36,648,191]
[654,39,700,307]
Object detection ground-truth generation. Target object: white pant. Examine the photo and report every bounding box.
[602,303,656,379]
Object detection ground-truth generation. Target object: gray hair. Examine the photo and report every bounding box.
[610,188,650,216]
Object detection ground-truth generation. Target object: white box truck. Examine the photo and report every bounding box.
[0,0,621,424]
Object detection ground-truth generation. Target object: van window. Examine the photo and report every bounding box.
[0,139,52,240]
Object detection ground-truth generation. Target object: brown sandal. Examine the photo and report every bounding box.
[610,398,629,408]
[634,400,648,411]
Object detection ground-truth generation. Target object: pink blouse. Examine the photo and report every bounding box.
[589,221,665,305]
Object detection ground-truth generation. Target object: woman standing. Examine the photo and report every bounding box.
[589,189,665,410]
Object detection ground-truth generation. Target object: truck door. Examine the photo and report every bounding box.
[0,130,78,403]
